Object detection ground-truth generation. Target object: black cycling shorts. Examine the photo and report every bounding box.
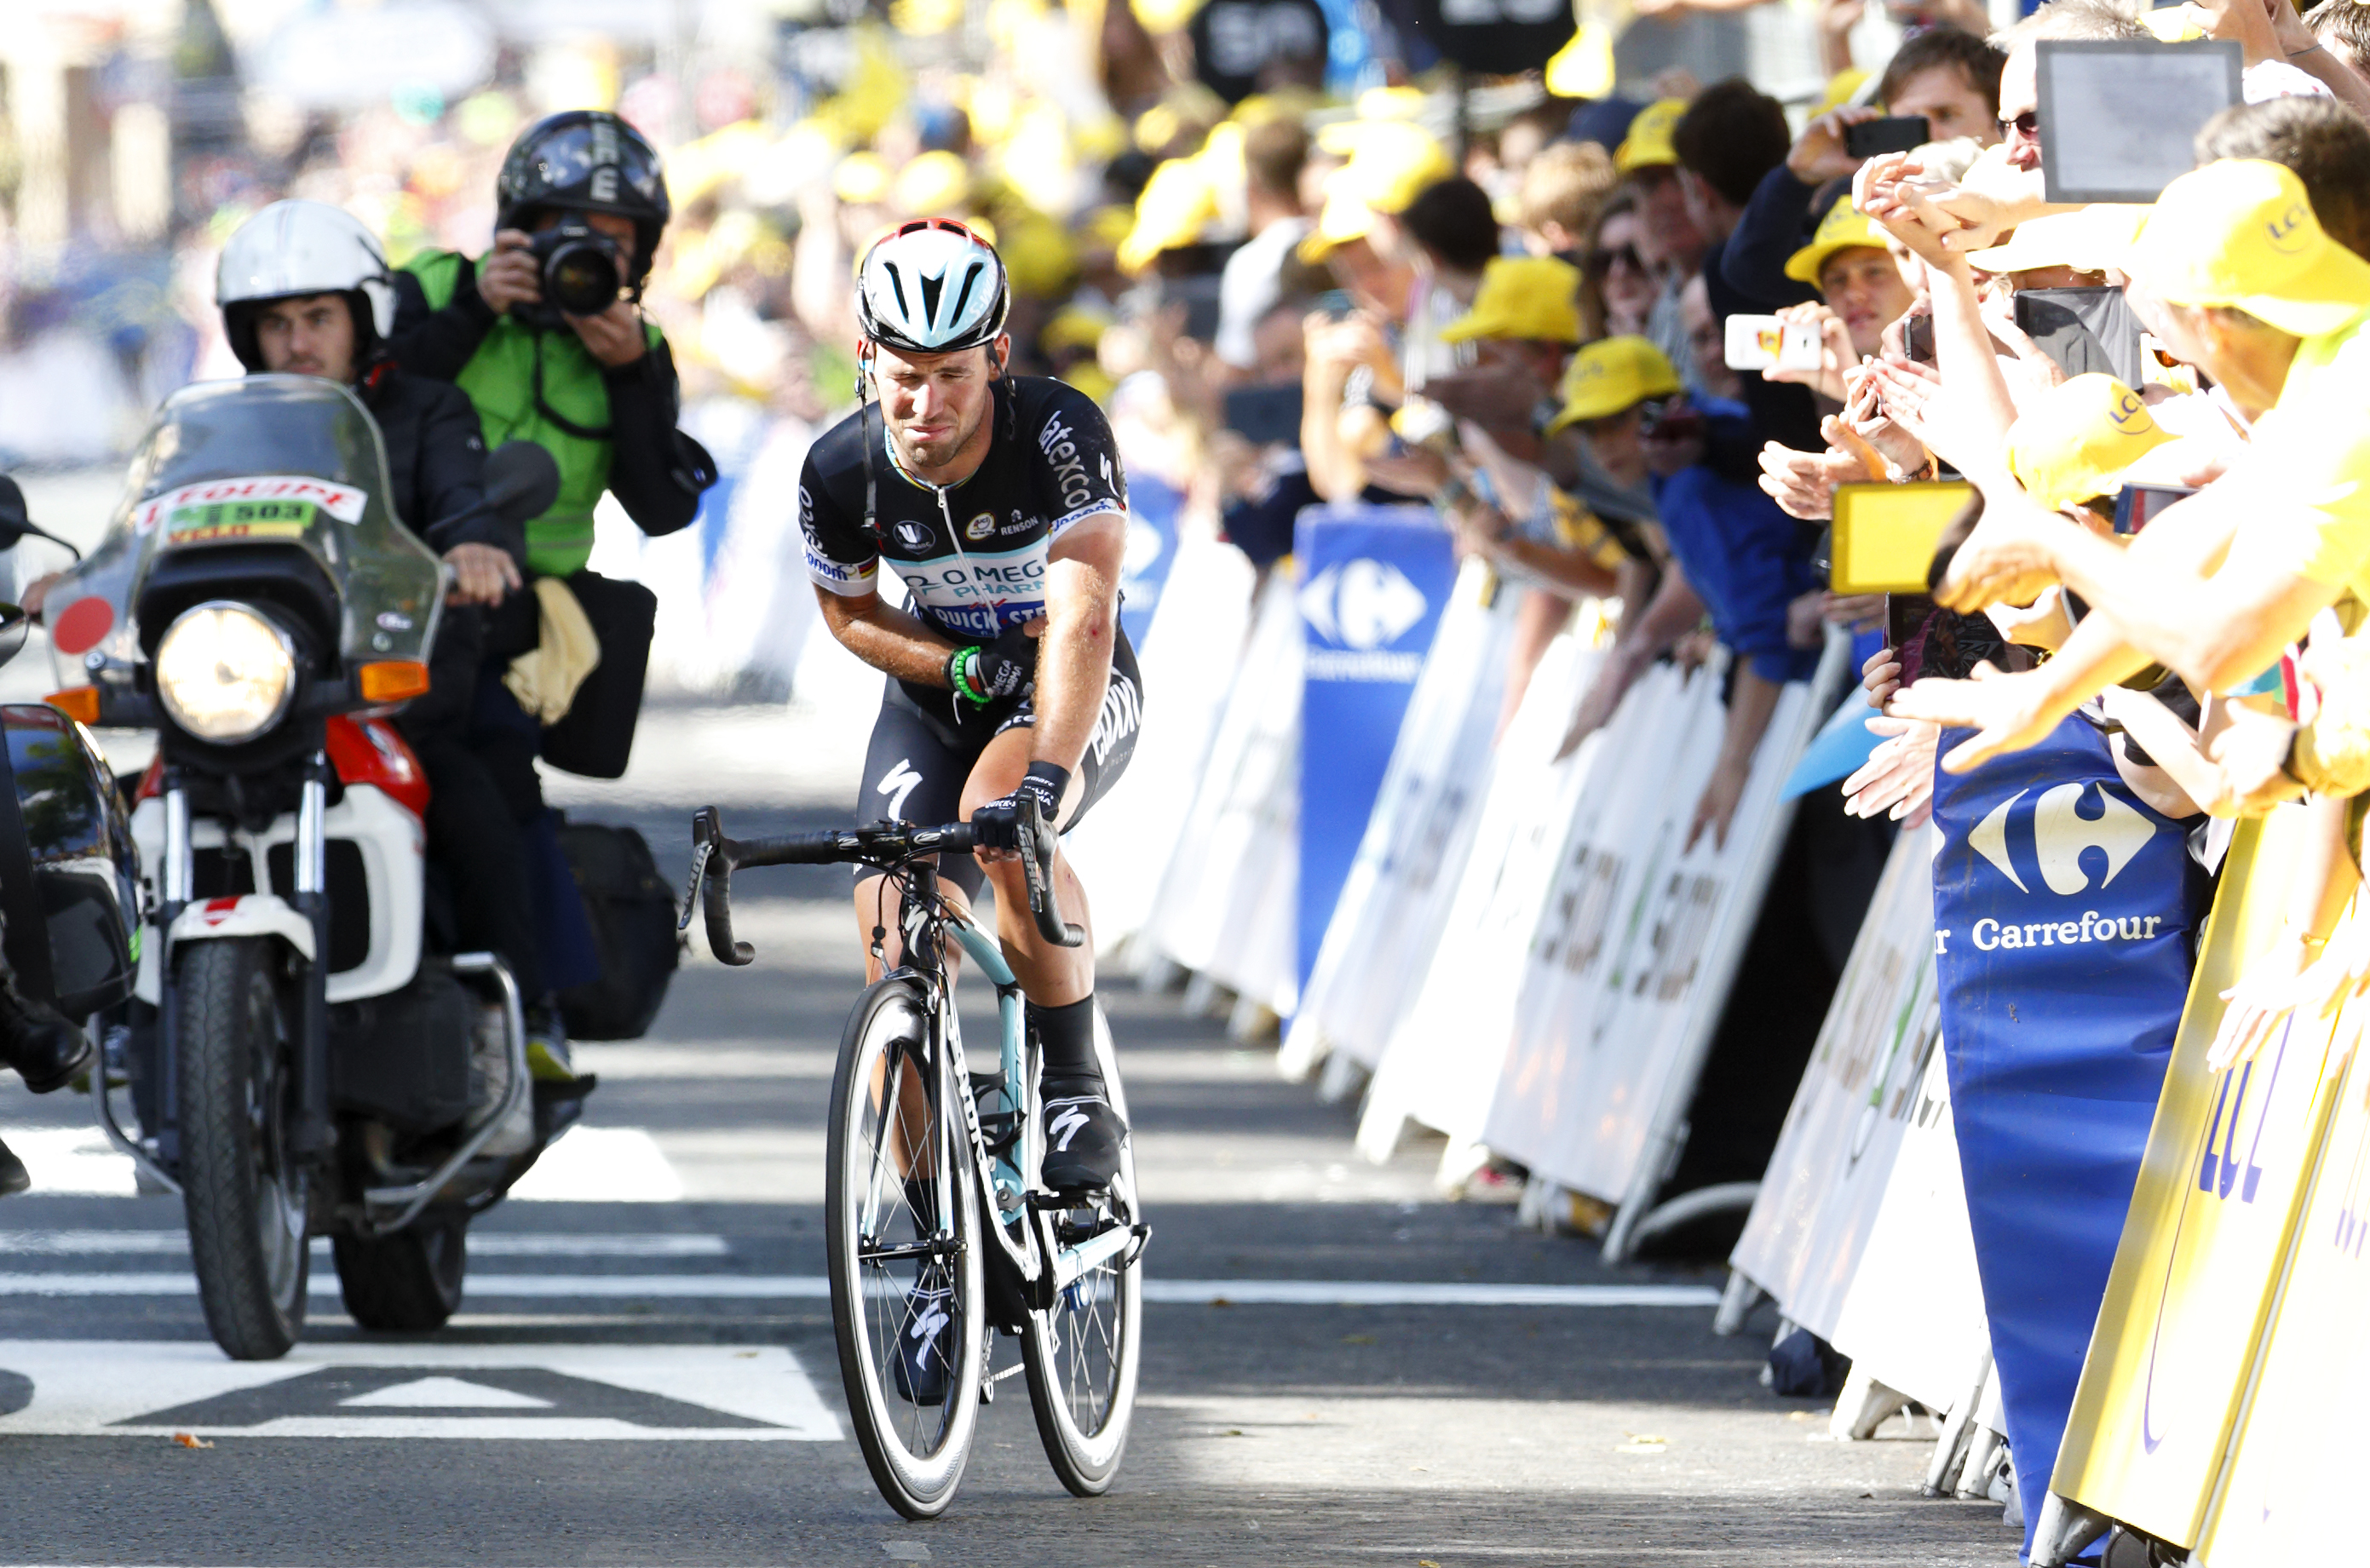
[855,629,1142,898]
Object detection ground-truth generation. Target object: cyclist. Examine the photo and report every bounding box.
[801,217,1142,1196]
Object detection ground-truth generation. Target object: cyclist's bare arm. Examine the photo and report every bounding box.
[1030,513,1126,775]
[815,584,960,686]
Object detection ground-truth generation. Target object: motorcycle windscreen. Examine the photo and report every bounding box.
[45,375,443,681]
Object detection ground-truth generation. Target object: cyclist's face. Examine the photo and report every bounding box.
[872,338,1006,473]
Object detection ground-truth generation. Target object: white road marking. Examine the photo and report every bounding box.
[0,1232,729,1258]
[340,1376,553,1409]
[503,1127,687,1203]
[0,1341,842,1440]
[0,1272,1719,1307]
[0,1129,137,1196]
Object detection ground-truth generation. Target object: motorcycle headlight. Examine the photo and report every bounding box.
[154,602,296,744]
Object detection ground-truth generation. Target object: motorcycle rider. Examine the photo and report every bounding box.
[381,109,710,1079]
[25,200,542,1124]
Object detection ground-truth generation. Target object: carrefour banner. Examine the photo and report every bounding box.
[2192,990,2370,1566]
[1292,507,1457,994]
[2047,808,2351,1553]
[1116,471,1183,652]
[1931,715,2206,1559]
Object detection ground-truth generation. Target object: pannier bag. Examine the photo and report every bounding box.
[555,818,679,1040]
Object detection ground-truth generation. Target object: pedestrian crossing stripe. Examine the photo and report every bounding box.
[0,1342,842,1440]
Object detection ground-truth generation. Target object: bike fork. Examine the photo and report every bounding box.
[288,752,334,1158]
[154,775,190,1169]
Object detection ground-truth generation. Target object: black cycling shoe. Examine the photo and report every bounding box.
[0,991,91,1095]
[0,1134,28,1198]
[891,1277,958,1406]
[1040,1082,1126,1192]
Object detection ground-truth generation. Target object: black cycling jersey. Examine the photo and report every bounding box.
[799,375,1128,642]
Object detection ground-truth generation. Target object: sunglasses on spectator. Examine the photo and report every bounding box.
[1587,244,1644,276]
[1999,110,2039,137]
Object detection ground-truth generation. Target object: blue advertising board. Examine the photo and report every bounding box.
[1119,472,1182,652]
[1293,505,1456,994]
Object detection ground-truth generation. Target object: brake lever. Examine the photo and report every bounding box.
[1017,799,1084,949]
[688,806,755,966]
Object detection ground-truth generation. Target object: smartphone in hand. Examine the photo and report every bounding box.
[1845,116,1931,158]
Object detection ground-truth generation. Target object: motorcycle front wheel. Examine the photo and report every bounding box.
[178,938,309,1359]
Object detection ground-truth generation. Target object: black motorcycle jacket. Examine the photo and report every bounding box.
[354,361,518,566]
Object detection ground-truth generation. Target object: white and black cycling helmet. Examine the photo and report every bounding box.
[856,217,1010,356]
[216,199,397,373]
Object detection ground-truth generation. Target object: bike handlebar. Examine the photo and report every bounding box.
[682,802,1084,968]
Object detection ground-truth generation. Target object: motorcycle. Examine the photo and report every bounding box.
[45,374,570,1359]
[0,479,142,1139]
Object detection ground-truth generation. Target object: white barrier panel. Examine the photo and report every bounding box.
[1067,528,1258,947]
[1280,560,1519,1080]
[1355,626,1608,1163]
[1482,659,1707,1177]
[1729,826,1941,1341]
[1827,1042,1990,1416]
[1483,640,1845,1250]
[1137,572,1302,1015]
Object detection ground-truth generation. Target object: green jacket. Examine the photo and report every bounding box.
[405,250,667,577]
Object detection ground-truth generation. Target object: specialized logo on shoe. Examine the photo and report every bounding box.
[907,1293,951,1343]
[1048,1102,1092,1152]
[877,758,924,820]
[1969,782,2157,895]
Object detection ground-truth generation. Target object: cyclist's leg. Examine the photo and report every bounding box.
[852,687,986,980]
[958,640,1142,1189]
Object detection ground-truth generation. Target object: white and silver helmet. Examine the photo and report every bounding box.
[855,217,1010,357]
[216,199,397,372]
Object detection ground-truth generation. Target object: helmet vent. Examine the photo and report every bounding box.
[918,271,944,330]
[883,261,912,319]
[948,264,982,336]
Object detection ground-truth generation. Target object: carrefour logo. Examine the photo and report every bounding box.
[1939,780,2170,956]
[1300,559,1426,650]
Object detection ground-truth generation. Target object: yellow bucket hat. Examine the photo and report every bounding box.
[2006,375,2177,511]
[1547,336,1683,430]
[1785,198,1892,287]
[2126,158,2370,337]
[894,149,972,215]
[1614,98,1687,175]
[1441,256,1584,345]
[1299,120,1452,261]
[1118,153,1218,275]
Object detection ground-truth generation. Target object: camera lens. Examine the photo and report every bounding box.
[544,238,620,316]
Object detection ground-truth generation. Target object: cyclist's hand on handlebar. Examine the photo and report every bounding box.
[947,617,1044,705]
[971,761,1069,862]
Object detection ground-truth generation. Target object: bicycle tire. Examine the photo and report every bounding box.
[825,974,986,1519]
[1021,1001,1143,1495]
[178,938,310,1360]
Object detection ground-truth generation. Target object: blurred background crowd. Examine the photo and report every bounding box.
[0,0,1996,704]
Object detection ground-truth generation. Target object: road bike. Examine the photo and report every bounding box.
[684,801,1146,1518]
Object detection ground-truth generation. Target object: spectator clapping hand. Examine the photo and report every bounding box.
[1841,715,1941,828]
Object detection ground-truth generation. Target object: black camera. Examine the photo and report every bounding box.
[518,223,624,326]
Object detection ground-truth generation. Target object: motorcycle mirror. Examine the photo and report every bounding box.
[0,603,29,671]
[484,442,561,527]
[0,474,81,562]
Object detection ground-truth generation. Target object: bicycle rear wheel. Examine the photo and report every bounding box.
[825,975,986,1519]
[1021,1002,1143,1495]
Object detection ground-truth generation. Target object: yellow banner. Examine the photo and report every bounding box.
[2051,808,2353,1547]
[2192,1005,2370,1566]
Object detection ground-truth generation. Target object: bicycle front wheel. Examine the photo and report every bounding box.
[1021,1002,1143,1495]
[825,975,986,1519]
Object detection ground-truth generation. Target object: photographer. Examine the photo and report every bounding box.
[383,109,713,1081]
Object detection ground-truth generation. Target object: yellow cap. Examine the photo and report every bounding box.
[1355,84,1431,122]
[2126,159,2370,337]
[2143,3,2207,42]
[1441,256,1584,344]
[2006,374,2177,510]
[1043,302,1113,354]
[1813,68,1869,119]
[1544,22,1616,101]
[1118,153,1218,275]
[834,151,893,206]
[1614,99,1687,175]
[1964,204,2150,276]
[894,150,973,215]
[1785,198,1891,286]
[1547,336,1683,430]
[1312,118,1454,213]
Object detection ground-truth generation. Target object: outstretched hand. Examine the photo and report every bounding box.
[1888,659,2066,773]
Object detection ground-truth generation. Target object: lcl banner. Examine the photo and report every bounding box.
[2045,808,2350,1556]
[1292,507,1457,996]
[1931,715,2207,1561]
[2190,986,2370,1566]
